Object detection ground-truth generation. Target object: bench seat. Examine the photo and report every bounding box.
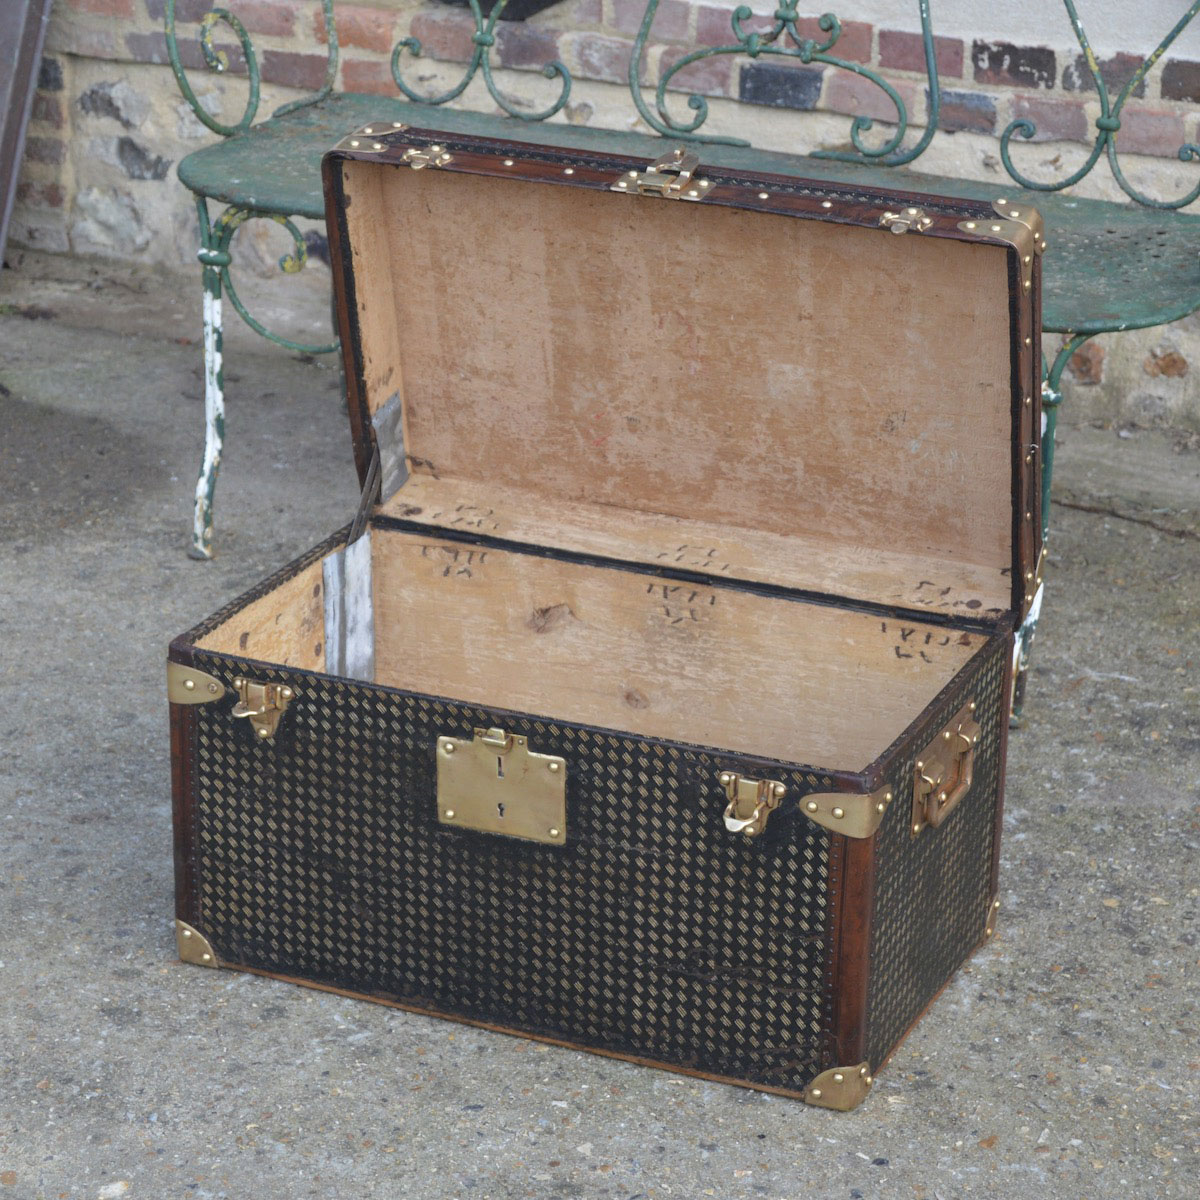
[179,95,1200,337]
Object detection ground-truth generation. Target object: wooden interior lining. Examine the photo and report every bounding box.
[197,558,326,672]
[379,473,1010,620]
[370,529,985,768]
[341,161,1016,610]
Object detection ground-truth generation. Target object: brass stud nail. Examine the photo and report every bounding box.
[913,824,922,834]
[1026,512,1032,521]
[431,145,442,152]
[756,191,768,200]
[832,807,844,819]
[907,207,918,215]
[549,827,560,838]
[181,928,192,938]
[208,682,219,694]
[994,899,1000,909]
[503,158,514,166]
[443,741,455,754]
[373,143,383,151]
[1025,336,1032,345]
[833,1072,844,1083]
[184,678,195,690]
[916,760,924,771]
[201,952,211,962]
[810,1088,822,1098]
[865,1075,873,1086]
[350,139,360,148]
[944,731,952,741]
[1024,280,1031,291]
[821,199,832,208]
[548,761,561,773]
[720,772,732,785]
[940,791,948,803]
[885,791,893,802]
[392,122,404,128]
[997,197,1008,205]
[687,189,698,197]
[364,127,373,134]
[859,1066,868,1077]
[258,728,269,738]
[445,809,455,819]
[805,801,818,813]
[1025,454,1033,464]
[1026,571,1034,581]
[563,167,574,175]
[991,224,1002,232]
[876,802,886,813]
[969,702,976,712]
[965,221,976,229]
[281,688,292,699]
[1024,255,1032,265]
[773,784,786,798]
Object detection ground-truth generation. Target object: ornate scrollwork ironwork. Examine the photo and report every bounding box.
[392,0,571,121]
[201,200,339,355]
[629,0,940,161]
[1000,0,1200,209]
[165,0,340,135]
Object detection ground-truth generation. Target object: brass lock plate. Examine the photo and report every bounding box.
[912,701,981,835]
[437,728,566,845]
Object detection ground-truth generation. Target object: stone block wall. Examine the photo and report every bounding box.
[10,1,1200,428]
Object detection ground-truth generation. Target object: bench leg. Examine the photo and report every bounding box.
[1011,333,1086,724]
[191,198,226,560]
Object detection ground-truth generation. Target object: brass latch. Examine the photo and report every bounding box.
[402,144,453,170]
[437,727,567,845]
[880,206,933,234]
[911,701,981,835]
[720,772,786,838]
[611,147,713,201]
[231,677,293,741]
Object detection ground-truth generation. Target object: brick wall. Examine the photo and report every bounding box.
[10,2,1200,428]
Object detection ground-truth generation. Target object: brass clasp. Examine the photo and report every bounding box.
[612,147,713,201]
[720,772,786,838]
[402,144,453,170]
[911,701,981,835]
[880,206,933,234]
[437,727,567,845]
[231,677,293,741]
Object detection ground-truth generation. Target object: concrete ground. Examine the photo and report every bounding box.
[0,251,1196,1200]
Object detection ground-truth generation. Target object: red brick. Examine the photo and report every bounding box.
[696,5,739,47]
[315,5,393,53]
[145,0,296,34]
[70,0,134,17]
[23,136,66,165]
[1063,51,1145,98]
[1144,347,1188,377]
[938,89,995,134]
[341,59,396,97]
[31,93,64,129]
[794,17,871,64]
[657,44,732,98]
[409,11,476,64]
[260,50,332,91]
[15,181,65,208]
[878,29,963,79]
[1011,94,1088,143]
[824,71,921,126]
[496,22,560,71]
[564,33,635,85]
[52,25,122,58]
[614,0,689,40]
[1162,59,1200,103]
[127,31,245,73]
[1116,109,1187,158]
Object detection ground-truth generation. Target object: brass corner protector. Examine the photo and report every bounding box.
[336,121,408,153]
[797,784,894,840]
[167,661,226,705]
[957,198,1046,293]
[880,206,932,234]
[984,895,1001,940]
[175,920,219,968]
[804,1062,874,1111]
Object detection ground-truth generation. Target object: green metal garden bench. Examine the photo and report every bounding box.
[166,0,1200,712]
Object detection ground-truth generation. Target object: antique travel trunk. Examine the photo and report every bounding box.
[168,124,1044,1110]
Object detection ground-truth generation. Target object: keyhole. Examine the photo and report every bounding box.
[496,756,505,779]
[496,801,506,819]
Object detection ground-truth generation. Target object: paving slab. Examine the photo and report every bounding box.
[0,256,1196,1200]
